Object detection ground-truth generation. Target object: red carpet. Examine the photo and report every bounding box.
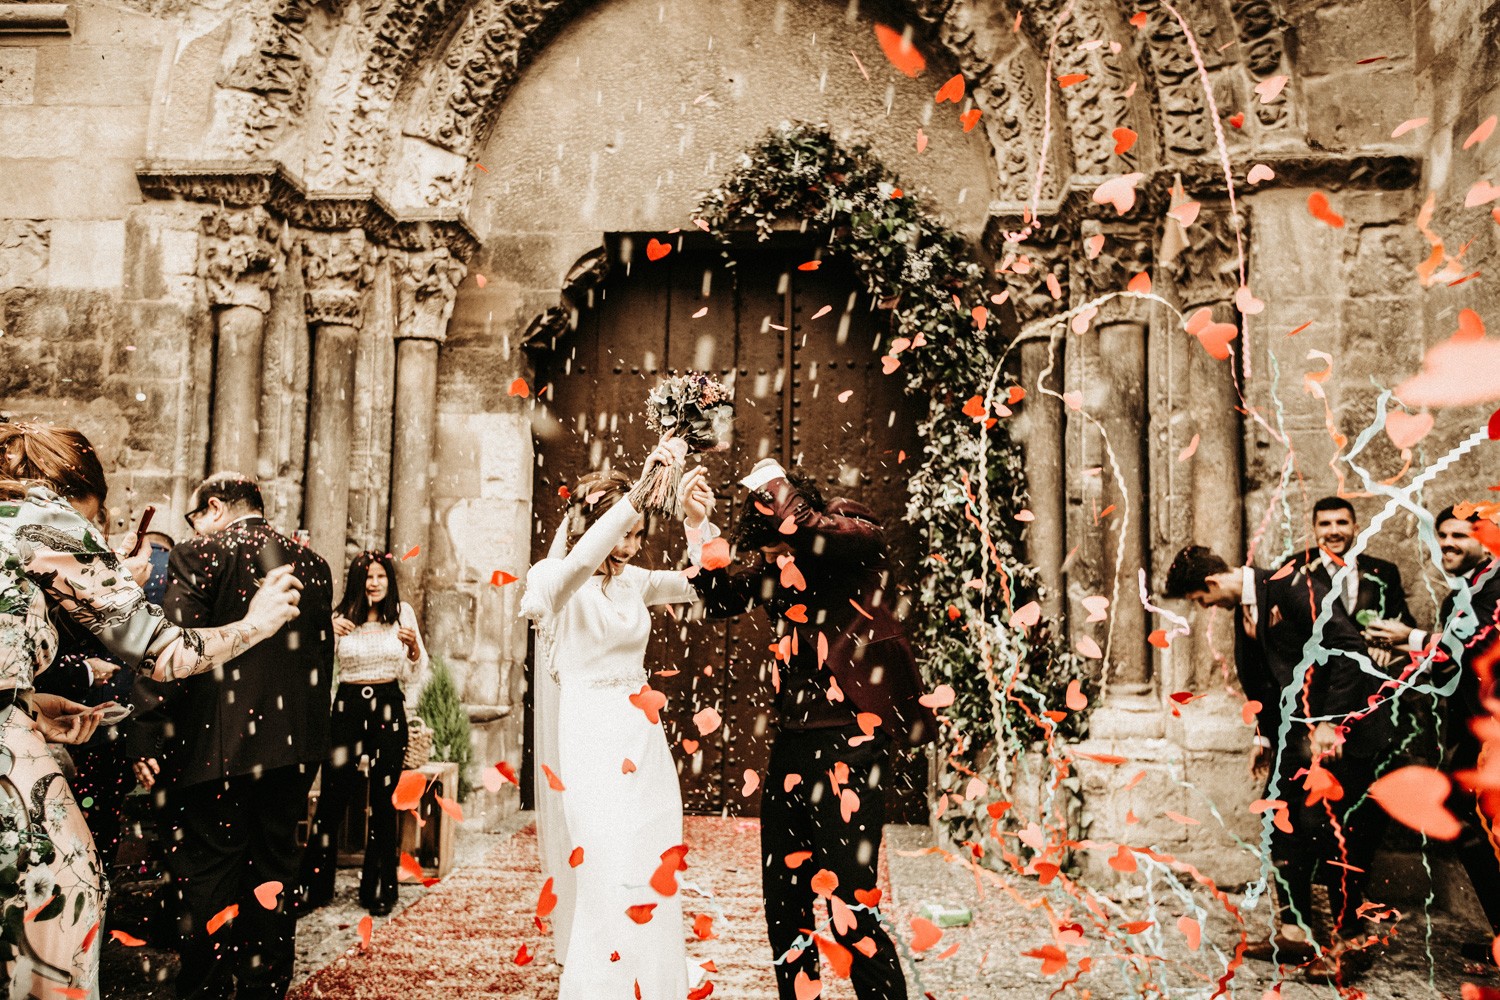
[292,817,892,999]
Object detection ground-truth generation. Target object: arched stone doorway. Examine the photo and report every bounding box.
[523,231,930,820]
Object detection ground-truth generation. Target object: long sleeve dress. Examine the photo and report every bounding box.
[520,497,699,1000]
[0,488,284,997]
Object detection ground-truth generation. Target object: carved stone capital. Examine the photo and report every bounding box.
[136,161,281,207]
[1161,208,1242,310]
[299,230,375,328]
[1075,222,1153,300]
[393,247,466,342]
[200,206,285,311]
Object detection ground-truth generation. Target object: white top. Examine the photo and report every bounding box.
[520,498,701,688]
[335,601,428,686]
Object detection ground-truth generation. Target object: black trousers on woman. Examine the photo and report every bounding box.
[760,725,908,1000]
[299,682,408,907]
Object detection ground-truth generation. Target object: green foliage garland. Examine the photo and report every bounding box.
[697,123,1089,847]
[416,655,474,801]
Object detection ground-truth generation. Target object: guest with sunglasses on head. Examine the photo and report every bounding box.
[296,551,427,918]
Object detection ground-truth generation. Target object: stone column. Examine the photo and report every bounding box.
[1072,223,1159,738]
[1018,340,1066,620]
[200,206,283,475]
[299,229,373,570]
[1159,210,1245,692]
[1003,238,1072,626]
[1096,319,1150,692]
[390,247,466,614]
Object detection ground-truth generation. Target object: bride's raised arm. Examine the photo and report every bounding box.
[521,437,681,618]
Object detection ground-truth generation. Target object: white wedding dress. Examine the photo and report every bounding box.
[521,496,698,1000]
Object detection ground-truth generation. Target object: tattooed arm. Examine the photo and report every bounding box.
[19,494,300,682]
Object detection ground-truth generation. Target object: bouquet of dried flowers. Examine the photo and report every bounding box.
[629,372,735,517]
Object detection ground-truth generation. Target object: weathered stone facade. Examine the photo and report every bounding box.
[2,0,1497,888]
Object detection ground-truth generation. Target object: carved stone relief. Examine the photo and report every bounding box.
[200,205,286,311]
[393,246,467,342]
[300,229,375,327]
[1227,0,1293,132]
[216,0,313,158]
[0,220,50,294]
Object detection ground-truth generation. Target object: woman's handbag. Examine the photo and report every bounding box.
[404,715,434,769]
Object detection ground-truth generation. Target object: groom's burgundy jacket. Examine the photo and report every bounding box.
[694,475,937,748]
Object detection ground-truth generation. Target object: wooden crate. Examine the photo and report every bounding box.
[308,760,460,879]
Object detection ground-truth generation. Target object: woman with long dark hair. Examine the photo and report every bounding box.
[297,550,427,917]
[0,422,302,996]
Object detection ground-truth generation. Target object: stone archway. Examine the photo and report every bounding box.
[128,0,1430,859]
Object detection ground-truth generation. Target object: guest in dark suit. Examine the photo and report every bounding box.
[691,459,935,1000]
[1165,545,1395,972]
[1364,506,1500,963]
[1293,497,1414,658]
[128,473,335,1000]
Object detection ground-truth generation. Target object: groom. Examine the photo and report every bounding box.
[695,459,936,999]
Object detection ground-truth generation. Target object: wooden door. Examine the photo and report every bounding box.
[527,233,927,821]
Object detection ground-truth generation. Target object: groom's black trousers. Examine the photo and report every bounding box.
[761,725,908,1000]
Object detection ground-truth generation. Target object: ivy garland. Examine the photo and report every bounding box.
[697,123,1090,846]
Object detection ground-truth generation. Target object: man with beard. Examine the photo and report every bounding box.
[1165,545,1392,975]
[691,459,936,1000]
[1295,498,1414,659]
[1365,506,1500,964]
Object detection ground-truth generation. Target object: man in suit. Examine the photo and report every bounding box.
[694,460,936,1000]
[1165,545,1394,970]
[1294,497,1415,661]
[1365,506,1500,962]
[128,473,335,999]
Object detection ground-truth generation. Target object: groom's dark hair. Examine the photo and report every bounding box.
[731,469,826,550]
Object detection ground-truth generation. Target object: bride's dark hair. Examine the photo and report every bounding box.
[563,469,646,583]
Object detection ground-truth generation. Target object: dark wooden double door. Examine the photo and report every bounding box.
[528,233,926,820]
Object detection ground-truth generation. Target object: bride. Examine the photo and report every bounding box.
[521,437,716,999]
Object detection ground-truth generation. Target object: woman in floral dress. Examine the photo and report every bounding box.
[0,423,303,998]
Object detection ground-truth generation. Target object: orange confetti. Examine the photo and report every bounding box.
[786,850,813,869]
[206,904,238,935]
[628,684,667,724]
[873,24,926,77]
[542,764,566,791]
[1065,679,1088,711]
[1178,915,1202,950]
[508,377,530,398]
[435,794,464,823]
[1391,116,1428,138]
[693,913,717,940]
[626,903,658,924]
[1307,191,1346,228]
[111,929,147,947]
[1112,127,1137,155]
[960,108,981,132]
[1368,766,1461,839]
[392,769,427,810]
[810,869,839,897]
[253,881,282,910]
[514,942,533,965]
[569,846,584,867]
[537,877,558,917]
[646,238,672,261]
[1465,114,1498,149]
[910,916,944,952]
[490,570,519,586]
[700,537,731,570]
[1093,172,1145,215]
[934,74,965,104]
[1057,73,1088,88]
[798,260,821,271]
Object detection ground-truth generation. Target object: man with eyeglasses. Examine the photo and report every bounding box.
[128,472,335,1000]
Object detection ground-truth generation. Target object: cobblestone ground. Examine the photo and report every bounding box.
[102,817,1498,999]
